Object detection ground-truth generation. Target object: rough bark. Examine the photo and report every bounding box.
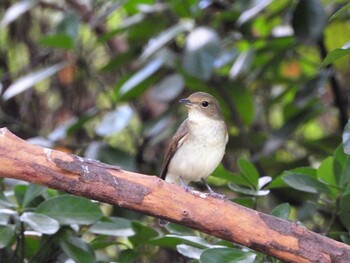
[0,127,349,262]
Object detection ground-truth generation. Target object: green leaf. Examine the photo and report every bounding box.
[14,184,27,206]
[141,20,194,60]
[342,119,350,154]
[237,158,259,189]
[88,217,134,237]
[339,190,350,231]
[150,235,212,249]
[233,197,255,208]
[149,74,185,102]
[118,58,164,96]
[271,203,291,220]
[236,0,273,26]
[294,74,327,108]
[100,51,135,72]
[317,157,338,194]
[228,183,269,196]
[283,173,331,194]
[321,47,350,68]
[20,212,59,235]
[22,184,47,207]
[200,247,256,263]
[0,191,15,208]
[0,225,15,249]
[230,87,255,126]
[2,62,68,100]
[118,249,138,263]
[85,142,136,171]
[333,145,350,187]
[176,244,203,259]
[95,105,134,136]
[229,49,254,80]
[56,13,80,39]
[292,0,327,44]
[212,164,251,187]
[60,236,96,263]
[128,221,158,248]
[39,34,74,49]
[268,167,317,189]
[36,195,103,225]
[89,235,116,250]
[183,27,220,80]
[329,3,350,21]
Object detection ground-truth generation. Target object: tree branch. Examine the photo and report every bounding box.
[0,127,349,262]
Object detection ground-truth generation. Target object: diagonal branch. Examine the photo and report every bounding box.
[0,127,349,263]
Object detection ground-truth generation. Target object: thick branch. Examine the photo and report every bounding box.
[0,127,349,263]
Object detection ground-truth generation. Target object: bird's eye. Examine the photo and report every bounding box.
[202,101,209,107]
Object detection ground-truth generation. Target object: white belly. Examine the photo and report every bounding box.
[165,119,227,185]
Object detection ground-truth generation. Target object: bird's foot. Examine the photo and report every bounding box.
[201,178,226,199]
[207,191,226,199]
[179,176,194,192]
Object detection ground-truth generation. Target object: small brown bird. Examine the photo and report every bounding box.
[160,92,228,197]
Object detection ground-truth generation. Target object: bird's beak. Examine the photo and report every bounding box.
[179,98,192,106]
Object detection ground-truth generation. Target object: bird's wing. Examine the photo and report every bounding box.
[160,119,189,180]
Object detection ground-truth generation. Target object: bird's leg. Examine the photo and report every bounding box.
[179,176,193,192]
[201,178,226,199]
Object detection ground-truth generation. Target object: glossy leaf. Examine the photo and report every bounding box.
[0,225,15,249]
[89,235,117,250]
[329,3,350,21]
[183,27,220,80]
[176,244,203,259]
[292,0,327,44]
[229,49,254,80]
[342,119,350,154]
[118,249,138,263]
[333,145,350,187]
[212,164,251,188]
[237,0,273,26]
[22,184,46,207]
[271,203,291,220]
[0,0,38,27]
[149,235,212,249]
[88,217,134,237]
[200,247,256,263]
[237,158,259,189]
[59,236,96,263]
[36,195,103,225]
[321,46,350,68]
[95,105,134,136]
[2,62,68,100]
[56,13,80,39]
[119,58,164,96]
[317,157,337,189]
[149,74,185,102]
[339,190,350,231]
[141,20,194,60]
[85,142,136,171]
[0,191,15,208]
[129,221,158,248]
[283,173,330,194]
[228,183,270,196]
[20,212,59,234]
[269,167,317,189]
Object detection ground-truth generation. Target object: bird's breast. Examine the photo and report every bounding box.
[166,119,227,184]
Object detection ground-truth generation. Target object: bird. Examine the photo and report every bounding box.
[160,91,228,198]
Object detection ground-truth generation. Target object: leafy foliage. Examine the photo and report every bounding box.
[1,0,350,262]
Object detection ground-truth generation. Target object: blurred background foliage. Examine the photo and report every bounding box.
[1,0,350,262]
